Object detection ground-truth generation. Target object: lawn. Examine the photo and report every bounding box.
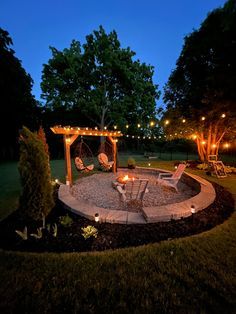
[0,154,235,312]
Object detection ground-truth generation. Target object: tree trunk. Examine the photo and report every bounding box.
[195,128,226,163]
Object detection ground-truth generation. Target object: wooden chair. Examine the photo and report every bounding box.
[157,163,186,192]
[74,157,94,172]
[98,153,114,171]
[116,179,149,209]
[208,155,227,178]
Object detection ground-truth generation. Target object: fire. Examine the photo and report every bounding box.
[123,175,129,182]
[116,174,136,184]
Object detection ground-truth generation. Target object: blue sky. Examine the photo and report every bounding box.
[0,0,226,105]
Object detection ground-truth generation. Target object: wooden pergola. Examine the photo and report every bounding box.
[50,125,123,185]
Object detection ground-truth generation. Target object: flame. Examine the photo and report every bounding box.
[123,175,129,181]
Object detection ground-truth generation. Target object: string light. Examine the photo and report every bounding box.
[114,125,117,129]
[212,144,216,148]
[224,143,230,148]
[150,121,155,127]
[221,113,226,118]
[201,141,206,145]
[137,123,141,128]
[126,124,129,129]
[201,117,206,121]
[165,120,170,125]
[182,119,186,123]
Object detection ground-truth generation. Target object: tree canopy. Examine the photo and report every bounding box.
[41,26,160,131]
[162,0,236,161]
[0,28,39,159]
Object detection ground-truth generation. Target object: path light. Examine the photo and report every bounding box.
[191,205,196,214]
[94,213,100,223]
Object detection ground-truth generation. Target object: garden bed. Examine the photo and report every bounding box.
[0,182,234,253]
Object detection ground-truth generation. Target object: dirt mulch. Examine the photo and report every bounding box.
[0,183,234,253]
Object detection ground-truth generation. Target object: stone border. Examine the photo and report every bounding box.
[58,167,216,224]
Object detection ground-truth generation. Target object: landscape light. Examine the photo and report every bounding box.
[191,205,196,214]
[94,213,100,223]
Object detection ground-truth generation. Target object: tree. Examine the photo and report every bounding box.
[18,127,54,221]
[0,28,40,159]
[41,26,160,131]
[163,0,236,162]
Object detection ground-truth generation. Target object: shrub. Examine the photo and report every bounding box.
[127,157,136,169]
[197,163,208,170]
[18,126,54,221]
[81,225,98,239]
[59,214,73,227]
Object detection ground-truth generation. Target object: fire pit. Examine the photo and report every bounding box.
[112,174,139,188]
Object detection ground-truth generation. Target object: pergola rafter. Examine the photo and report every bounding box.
[50,126,123,185]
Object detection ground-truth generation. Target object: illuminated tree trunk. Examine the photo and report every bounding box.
[195,125,226,162]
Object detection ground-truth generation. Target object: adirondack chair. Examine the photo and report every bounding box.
[98,153,114,171]
[157,163,186,192]
[207,155,227,178]
[116,179,149,209]
[74,157,94,172]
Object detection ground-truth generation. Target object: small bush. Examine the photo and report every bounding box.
[81,225,98,239]
[59,214,73,227]
[127,157,136,169]
[197,163,208,170]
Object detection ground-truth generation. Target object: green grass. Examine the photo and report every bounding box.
[0,155,236,312]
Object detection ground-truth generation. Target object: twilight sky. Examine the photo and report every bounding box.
[0,0,226,105]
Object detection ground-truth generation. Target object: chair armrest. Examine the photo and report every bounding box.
[158,172,172,179]
[161,177,179,181]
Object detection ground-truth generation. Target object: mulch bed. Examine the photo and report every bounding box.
[0,183,234,253]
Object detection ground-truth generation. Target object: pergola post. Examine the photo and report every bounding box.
[108,136,117,173]
[63,134,79,186]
